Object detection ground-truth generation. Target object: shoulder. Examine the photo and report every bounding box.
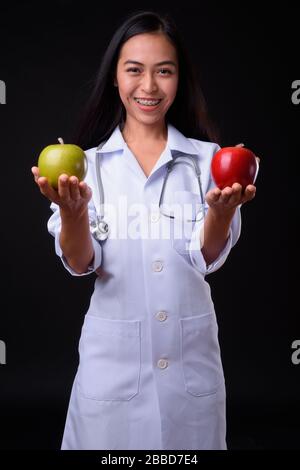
[168,124,220,160]
[188,138,220,158]
[185,138,220,182]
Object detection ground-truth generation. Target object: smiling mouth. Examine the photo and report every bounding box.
[134,98,162,106]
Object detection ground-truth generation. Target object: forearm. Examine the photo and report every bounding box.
[201,207,236,266]
[59,207,94,274]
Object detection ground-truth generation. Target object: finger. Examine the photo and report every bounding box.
[241,184,256,203]
[235,143,245,148]
[256,156,260,164]
[79,181,92,200]
[37,176,49,194]
[227,182,243,204]
[69,176,80,201]
[220,186,233,203]
[37,177,60,203]
[206,187,221,204]
[31,166,40,183]
[58,174,71,200]
[231,182,243,194]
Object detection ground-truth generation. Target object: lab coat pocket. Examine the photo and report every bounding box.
[172,219,194,255]
[170,191,203,255]
[180,314,224,396]
[78,315,141,401]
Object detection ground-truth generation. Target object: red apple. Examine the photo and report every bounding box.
[211,146,258,190]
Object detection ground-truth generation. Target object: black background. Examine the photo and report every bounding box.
[0,0,298,451]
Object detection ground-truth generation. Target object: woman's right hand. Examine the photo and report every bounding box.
[31,166,92,217]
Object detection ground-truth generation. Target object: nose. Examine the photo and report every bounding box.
[141,72,158,94]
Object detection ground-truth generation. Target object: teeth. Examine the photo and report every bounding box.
[135,98,161,106]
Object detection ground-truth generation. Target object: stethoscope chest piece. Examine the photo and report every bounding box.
[90,218,109,241]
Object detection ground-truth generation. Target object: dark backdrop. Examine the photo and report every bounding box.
[0,0,298,450]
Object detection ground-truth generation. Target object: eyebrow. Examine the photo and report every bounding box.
[123,60,177,67]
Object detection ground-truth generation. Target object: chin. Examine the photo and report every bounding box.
[136,113,165,125]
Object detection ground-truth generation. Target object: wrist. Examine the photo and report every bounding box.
[207,206,236,223]
[60,206,89,223]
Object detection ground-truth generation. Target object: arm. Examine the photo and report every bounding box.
[32,167,94,274]
[59,206,94,274]
[201,183,256,266]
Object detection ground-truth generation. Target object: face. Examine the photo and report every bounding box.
[115,32,179,128]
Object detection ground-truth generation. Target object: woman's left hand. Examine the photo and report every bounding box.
[206,142,259,214]
[205,183,256,214]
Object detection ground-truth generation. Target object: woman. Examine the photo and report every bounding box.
[32,10,256,450]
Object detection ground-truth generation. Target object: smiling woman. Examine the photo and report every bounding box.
[73,11,218,150]
[114,32,179,176]
[32,9,258,451]
[115,33,178,123]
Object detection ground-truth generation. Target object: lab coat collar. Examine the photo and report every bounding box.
[96,126,125,153]
[167,124,199,156]
[97,123,199,156]
[148,125,199,178]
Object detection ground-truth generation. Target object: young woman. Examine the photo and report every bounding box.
[32,10,257,450]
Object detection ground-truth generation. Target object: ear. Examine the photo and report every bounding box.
[114,78,118,87]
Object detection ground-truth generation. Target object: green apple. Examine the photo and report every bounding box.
[38,138,87,189]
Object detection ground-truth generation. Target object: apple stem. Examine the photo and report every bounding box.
[58,137,64,145]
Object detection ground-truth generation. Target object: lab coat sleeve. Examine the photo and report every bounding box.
[47,201,102,276]
[189,206,241,275]
[188,143,242,276]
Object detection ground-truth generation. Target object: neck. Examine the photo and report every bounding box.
[122,119,167,144]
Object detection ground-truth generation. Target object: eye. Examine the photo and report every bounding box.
[158,68,173,75]
[126,67,141,74]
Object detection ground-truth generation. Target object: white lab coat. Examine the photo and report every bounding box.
[48,124,241,450]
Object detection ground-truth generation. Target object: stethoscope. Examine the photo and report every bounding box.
[90,142,206,242]
[89,141,110,241]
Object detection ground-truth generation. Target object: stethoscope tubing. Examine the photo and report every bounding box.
[92,144,205,241]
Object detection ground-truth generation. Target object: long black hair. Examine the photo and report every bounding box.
[73,10,219,149]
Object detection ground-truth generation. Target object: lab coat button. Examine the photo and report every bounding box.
[152,261,163,272]
[150,212,160,223]
[157,358,168,369]
[156,311,167,322]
